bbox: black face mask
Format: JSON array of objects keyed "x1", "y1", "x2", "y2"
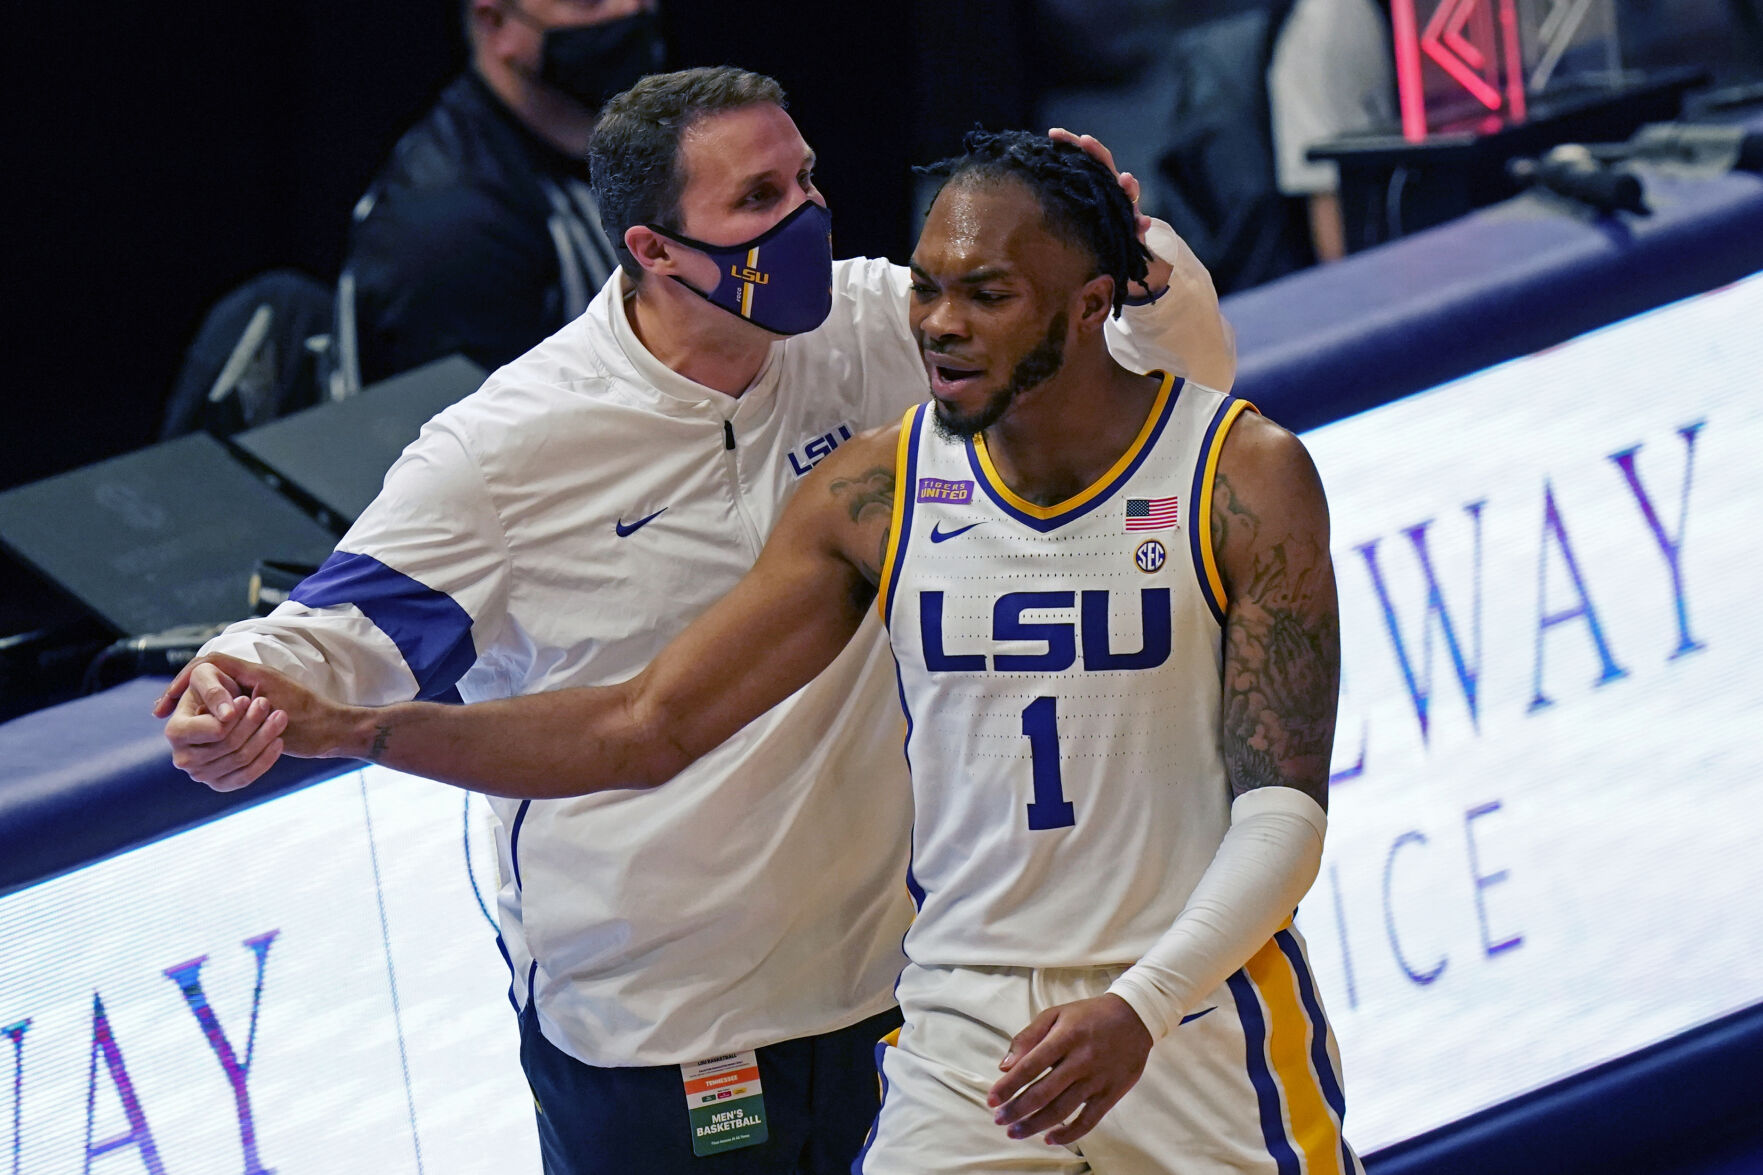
[{"x1": 537, "y1": 9, "x2": 665, "y2": 111}]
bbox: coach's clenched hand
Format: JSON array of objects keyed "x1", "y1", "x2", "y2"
[
  {"x1": 988, "y1": 994, "x2": 1154, "y2": 1146},
  {"x1": 155, "y1": 657, "x2": 288, "y2": 792},
  {"x1": 157, "y1": 653, "x2": 363, "y2": 780}
]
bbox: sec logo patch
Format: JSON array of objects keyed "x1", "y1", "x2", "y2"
[{"x1": 1134, "y1": 539, "x2": 1167, "y2": 573}]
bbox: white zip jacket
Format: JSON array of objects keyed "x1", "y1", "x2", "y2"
[{"x1": 201, "y1": 236, "x2": 1232, "y2": 1067}]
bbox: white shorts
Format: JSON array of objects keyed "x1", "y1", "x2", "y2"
[{"x1": 857, "y1": 928, "x2": 1361, "y2": 1174}]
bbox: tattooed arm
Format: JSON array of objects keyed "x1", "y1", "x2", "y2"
[
  {"x1": 992, "y1": 413, "x2": 1339, "y2": 1135},
  {"x1": 1078, "y1": 413, "x2": 1337, "y2": 1058},
  {"x1": 159, "y1": 425, "x2": 904, "y2": 798},
  {"x1": 1210, "y1": 413, "x2": 1340, "y2": 807}
]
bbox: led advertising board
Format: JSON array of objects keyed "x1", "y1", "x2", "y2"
[
  {"x1": 0, "y1": 766, "x2": 538, "y2": 1173},
  {"x1": 1295, "y1": 272, "x2": 1763, "y2": 1149}
]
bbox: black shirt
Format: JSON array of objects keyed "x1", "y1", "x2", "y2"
[{"x1": 345, "y1": 71, "x2": 618, "y2": 385}]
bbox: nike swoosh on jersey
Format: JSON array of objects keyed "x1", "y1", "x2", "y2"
[
  {"x1": 614, "y1": 507, "x2": 668, "y2": 537},
  {"x1": 929, "y1": 521, "x2": 985, "y2": 543},
  {"x1": 1179, "y1": 1006, "x2": 1217, "y2": 1025}
]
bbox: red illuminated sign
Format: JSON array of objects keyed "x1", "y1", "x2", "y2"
[{"x1": 1391, "y1": 0, "x2": 1528, "y2": 141}]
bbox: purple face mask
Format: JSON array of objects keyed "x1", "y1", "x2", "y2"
[{"x1": 647, "y1": 200, "x2": 834, "y2": 336}]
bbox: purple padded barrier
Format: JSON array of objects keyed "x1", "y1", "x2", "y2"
[
  {"x1": 0, "y1": 676, "x2": 357, "y2": 899},
  {"x1": 1224, "y1": 164, "x2": 1763, "y2": 433},
  {"x1": 1364, "y1": 1000, "x2": 1763, "y2": 1174}
]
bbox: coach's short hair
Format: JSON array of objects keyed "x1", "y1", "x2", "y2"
[
  {"x1": 916, "y1": 129, "x2": 1151, "y2": 317},
  {"x1": 589, "y1": 67, "x2": 788, "y2": 282}
]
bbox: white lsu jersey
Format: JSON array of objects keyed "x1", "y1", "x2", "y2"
[{"x1": 879, "y1": 373, "x2": 1257, "y2": 970}]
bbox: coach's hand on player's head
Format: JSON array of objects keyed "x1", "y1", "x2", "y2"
[
  {"x1": 155, "y1": 656, "x2": 289, "y2": 792},
  {"x1": 988, "y1": 993, "x2": 1155, "y2": 1146},
  {"x1": 1047, "y1": 128, "x2": 1173, "y2": 300}
]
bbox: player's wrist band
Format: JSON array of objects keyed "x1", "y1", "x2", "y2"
[
  {"x1": 1107, "y1": 786, "x2": 1327, "y2": 1040},
  {"x1": 1121, "y1": 284, "x2": 1169, "y2": 307}
]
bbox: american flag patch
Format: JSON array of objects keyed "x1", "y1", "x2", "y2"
[{"x1": 1125, "y1": 496, "x2": 1179, "y2": 531}]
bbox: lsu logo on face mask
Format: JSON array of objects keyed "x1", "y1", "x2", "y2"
[
  {"x1": 647, "y1": 201, "x2": 834, "y2": 336},
  {"x1": 918, "y1": 589, "x2": 1172, "y2": 673}
]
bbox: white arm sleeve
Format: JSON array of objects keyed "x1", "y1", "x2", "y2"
[
  {"x1": 1107, "y1": 787, "x2": 1327, "y2": 1040},
  {"x1": 198, "y1": 421, "x2": 513, "y2": 706},
  {"x1": 1102, "y1": 218, "x2": 1237, "y2": 392}
]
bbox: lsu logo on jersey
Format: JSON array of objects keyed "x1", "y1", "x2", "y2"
[
  {"x1": 919, "y1": 589, "x2": 1171, "y2": 673},
  {"x1": 787, "y1": 424, "x2": 853, "y2": 477}
]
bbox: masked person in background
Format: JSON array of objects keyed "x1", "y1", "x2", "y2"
[
  {"x1": 343, "y1": 0, "x2": 663, "y2": 386},
  {"x1": 163, "y1": 67, "x2": 1236, "y2": 1173}
]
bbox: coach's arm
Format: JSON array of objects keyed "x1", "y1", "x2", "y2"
[{"x1": 156, "y1": 428, "x2": 903, "y2": 799}]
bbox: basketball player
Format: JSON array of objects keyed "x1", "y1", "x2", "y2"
[{"x1": 169, "y1": 129, "x2": 1356, "y2": 1172}]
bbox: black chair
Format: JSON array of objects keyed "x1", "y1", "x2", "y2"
[{"x1": 160, "y1": 268, "x2": 339, "y2": 440}]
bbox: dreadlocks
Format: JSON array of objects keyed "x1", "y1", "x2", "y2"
[{"x1": 915, "y1": 128, "x2": 1151, "y2": 317}]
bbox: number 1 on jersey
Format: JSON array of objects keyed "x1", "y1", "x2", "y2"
[{"x1": 1021, "y1": 696, "x2": 1076, "y2": 830}]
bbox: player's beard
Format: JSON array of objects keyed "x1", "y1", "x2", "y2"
[{"x1": 932, "y1": 311, "x2": 1068, "y2": 442}]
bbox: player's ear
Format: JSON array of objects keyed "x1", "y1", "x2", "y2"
[{"x1": 1075, "y1": 274, "x2": 1115, "y2": 333}]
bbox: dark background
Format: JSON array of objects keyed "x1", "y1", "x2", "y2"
[
  {"x1": 12, "y1": 6, "x2": 455, "y2": 495},
  {"x1": 2, "y1": 0, "x2": 1049, "y2": 497},
  {"x1": 6, "y1": 0, "x2": 1758, "y2": 500}
]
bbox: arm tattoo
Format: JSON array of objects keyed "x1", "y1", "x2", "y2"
[
  {"x1": 1214, "y1": 473, "x2": 1339, "y2": 808},
  {"x1": 367, "y1": 723, "x2": 393, "y2": 762},
  {"x1": 1210, "y1": 472, "x2": 1259, "y2": 554},
  {"x1": 829, "y1": 465, "x2": 896, "y2": 587}
]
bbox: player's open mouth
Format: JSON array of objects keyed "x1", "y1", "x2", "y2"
[{"x1": 928, "y1": 362, "x2": 985, "y2": 396}]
